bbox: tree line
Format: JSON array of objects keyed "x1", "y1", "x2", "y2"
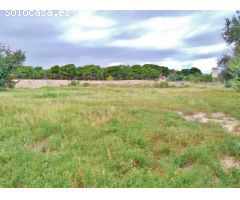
[
  {"x1": 11, "y1": 64, "x2": 169, "y2": 80},
  {"x1": 10, "y1": 64, "x2": 207, "y2": 81},
  {"x1": 0, "y1": 43, "x2": 209, "y2": 91},
  {"x1": 0, "y1": 41, "x2": 211, "y2": 90}
]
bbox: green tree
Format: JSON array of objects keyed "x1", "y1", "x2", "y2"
[
  {"x1": 103, "y1": 65, "x2": 129, "y2": 80},
  {"x1": 219, "y1": 11, "x2": 240, "y2": 74},
  {"x1": 60, "y1": 64, "x2": 76, "y2": 80},
  {"x1": 220, "y1": 11, "x2": 240, "y2": 90},
  {"x1": 222, "y1": 11, "x2": 240, "y2": 56},
  {"x1": 0, "y1": 44, "x2": 25, "y2": 90},
  {"x1": 128, "y1": 65, "x2": 144, "y2": 79},
  {"x1": 12, "y1": 66, "x2": 34, "y2": 79},
  {"x1": 142, "y1": 64, "x2": 170, "y2": 77},
  {"x1": 217, "y1": 55, "x2": 232, "y2": 81},
  {"x1": 181, "y1": 69, "x2": 191, "y2": 76},
  {"x1": 79, "y1": 65, "x2": 103, "y2": 80},
  {"x1": 48, "y1": 65, "x2": 61, "y2": 79},
  {"x1": 227, "y1": 57, "x2": 240, "y2": 79},
  {"x1": 180, "y1": 67, "x2": 202, "y2": 76},
  {"x1": 33, "y1": 66, "x2": 46, "y2": 79},
  {"x1": 227, "y1": 57, "x2": 240, "y2": 91},
  {"x1": 189, "y1": 67, "x2": 202, "y2": 75}
]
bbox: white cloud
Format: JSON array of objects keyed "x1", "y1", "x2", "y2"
[
  {"x1": 63, "y1": 11, "x2": 115, "y2": 28},
  {"x1": 110, "y1": 16, "x2": 192, "y2": 49},
  {"x1": 108, "y1": 62, "x2": 124, "y2": 66},
  {"x1": 56, "y1": 10, "x2": 233, "y2": 72},
  {"x1": 108, "y1": 11, "x2": 232, "y2": 52},
  {"x1": 133, "y1": 57, "x2": 217, "y2": 73},
  {"x1": 190, "y1": 58, "x2": 218, "y2": 73},
  {"x1": 59, "y1": 11, "x2": 115, "y2": 43},
  {"x1": 60, "y1": 27, "x2": 111, "y2": 42},
  {"x1": 183, "y1": 43, "x2": 228, "y2": 55}
]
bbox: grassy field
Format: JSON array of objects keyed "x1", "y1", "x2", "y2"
[{"x1": 0, "y1": 83, "x2": 240, "y2": 187}]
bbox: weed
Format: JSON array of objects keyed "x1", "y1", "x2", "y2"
[
  {"x1": 0, "y1": 83, "x2": 239, "y2": 187},
  {"x1": 68, "y1": 80, "x2": 80, "y2": 86}
]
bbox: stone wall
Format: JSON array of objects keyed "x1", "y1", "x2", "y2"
[{"x1": 15, "y1": 79, "x2": 155, "y2": 88}]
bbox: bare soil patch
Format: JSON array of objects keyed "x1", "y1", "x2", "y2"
[
  {"x1": 31, "y1": 143, "x2": 48, "y2": 154},
  {"x1": 220, "y1": 156, "x2": 240, "y2": 170},
  {"x1": 178, "y1": 111, "x2": 240, "y2": 135}
]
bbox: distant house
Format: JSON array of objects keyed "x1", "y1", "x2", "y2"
[{"x1": 211, "y1": 67, "x2": 218, "y2": 78}]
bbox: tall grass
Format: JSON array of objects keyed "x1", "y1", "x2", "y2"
[{"x1": 0, "y1": 84, "x2": 239, "y2": 187}]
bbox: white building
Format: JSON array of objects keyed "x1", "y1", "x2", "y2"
[{"x1": 211, "y1": 67, "x2": 218, "y2": 78}]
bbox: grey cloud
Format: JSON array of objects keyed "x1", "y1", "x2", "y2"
[
  {"x1": 111, "y1": 30, "x2": 144, "y2": 40},
  {"x1": 97, "y1": 10, "x2": 197, "y2": 23},
  {"x1": 0, "y1": 16, "x2": 61, "y2": 38},
  {"x1": 27, "y1": 42, "x2": 182, "y2": 66},
  {"x1": 26, "y1": 40, "x2": 223, "y2": 67},
  {"x1": 183, "y1": 31, "x2": 223, "y2": 47},
  {"x1": 0, "y1": 10, "x2": 234, "y2": 70},
  {"x1": 112, "y1": 31, "x2": 143, "y2": 40}
]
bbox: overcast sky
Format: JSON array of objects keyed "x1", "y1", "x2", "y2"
[{"x1": 0, "y1": 10, "x2": 235, "y2": 72}]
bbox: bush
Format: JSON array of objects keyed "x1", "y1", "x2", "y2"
[
  {"x1": 227, "y1": 57, "x2": 240, "y2": 78},
  {"x1": 184, "y1": 74, "x2": 212, "y2": 83},
  {"x1": 153, "y1": 81, "x2": 175, "y2": 88},
  {"x1": 83, "y1": 82, "x2": 90, "y2": 87},
  {"x1": 224, "y1": 80, "x2": 231, "y2": 88},
  {"x1": 167, "y1": 74, "x2": 184, "y2": 81},
  {"x1": 226, "y1": 57, "x2": 240, "y2": 91},
  {"x1": 68, "y1": 80, "x2": 79, "y2": 86},
  {"x1": 107, "y1": 75, "x2": 113, "y2": 81},
  {"x1": 229, "y1": 79, "x2": 240, "y2": 91}
]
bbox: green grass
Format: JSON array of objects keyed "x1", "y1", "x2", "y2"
[{"x1": 0, "y1": 83, "x2": 239, "y2": 187}]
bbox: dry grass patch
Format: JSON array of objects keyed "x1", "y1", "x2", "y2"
[{"x1": 0, "y1": 84, "x2": 240, "y2": 187}]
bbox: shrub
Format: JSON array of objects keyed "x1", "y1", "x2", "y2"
[
  {"x1": 153, "y1": 81, "x2": 175, "y2": 88},
  {"x1": 154, "y1": 81, "x2": 169, "y2": 88},
  {"x1": 227, "y1": 57, "x2": 240, "y2": 79},
  {"x1": 68, "y1": 80, "x2": 79, "y2": 86},
  {"x1": 35, "y1": 93, "x2": 69, "y2": 98},
  {"x1": 184, "y1": 74, "x2": 212, "y2": 83},
  {"x1": 107, "y1": 75, "x2": 113, "y2": 81},
  {"x1": 224, "y1": 80, "x2": 231, "y2": 88},
  {"x1": 227, "y1": 57, "x2": 240, "y2": 91},
  {"x1": 167, "y1": 74, "x2": 184, "y2": 81},
  {"x1": 229, "y1": 79, "x2": 240, "y2": 91},
  {"x1": 83, "y1": 82, "x2": 90, "y2": 87},
  {"x1": 225, "y1": 138, "x2": 240, "y2": 158}
]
